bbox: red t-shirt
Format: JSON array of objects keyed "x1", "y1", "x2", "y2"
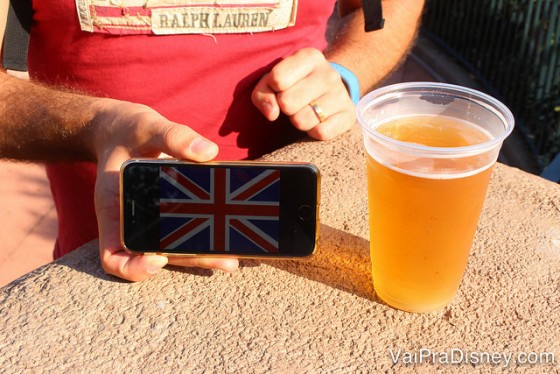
[{"x1": 28, "y1": 0, "x2": 336, "y2": 257}]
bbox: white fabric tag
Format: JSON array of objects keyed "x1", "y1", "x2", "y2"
[{"x1": 75, "y1": 0, "x2": 297, "y2": 34}]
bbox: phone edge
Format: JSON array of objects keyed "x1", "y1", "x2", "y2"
[{"x1": 119, "y1": 158, "x2": 321, "y2": 259}]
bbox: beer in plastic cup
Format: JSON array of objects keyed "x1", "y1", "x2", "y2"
[{"x1": 356, "y1": 82, "x2": 514, "y2": 313}]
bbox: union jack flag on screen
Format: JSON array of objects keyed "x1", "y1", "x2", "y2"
[{"x1": 159, "y1": 166, "x2": 280, "y2": 253}]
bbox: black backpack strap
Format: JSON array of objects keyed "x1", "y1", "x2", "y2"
[
  {"x1": 2, "y1": 0, "x2": 33, "y2": 71},
  {"x1": 362, "y1": 0, "x2": 385, "y2": 32}
]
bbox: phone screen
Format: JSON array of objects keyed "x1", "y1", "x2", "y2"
[{"x1": 121, "y1": 161, "x2": 319, "y2": 257}]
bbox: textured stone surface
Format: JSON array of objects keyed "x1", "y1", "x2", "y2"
[{"x1": 1, "y1": 125, "x2": 559, "y2": 372}]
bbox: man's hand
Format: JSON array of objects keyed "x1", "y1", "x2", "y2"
[
  {"x1": 0, "y1": 72, "x2": 238, "y2": 282},
  {"x1": 0, "y1": 71, "x2": 238, "y2": 282},
  {"x1": 89, "y1": 99, "x2": 239, "y2": 282},
  {"x1": 251, "y1": 48, "x2": 356, "y2": 140}
]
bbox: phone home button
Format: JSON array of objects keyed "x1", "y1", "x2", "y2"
[{"x1": 297, "y1": 205, "x2": 314, "y2": 221}]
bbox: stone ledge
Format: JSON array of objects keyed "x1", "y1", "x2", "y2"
[{"x1": 1, "y1": 126, "x2": 559, "y2": 372}]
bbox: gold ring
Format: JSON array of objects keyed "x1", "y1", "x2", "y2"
[{"x1": 310, "y1": 102, "x2": 327, "y2": 123}]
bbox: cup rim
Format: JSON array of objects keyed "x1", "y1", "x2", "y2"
[{"x1": 356, "y1": 82, "x2": 515, "y2": 156}]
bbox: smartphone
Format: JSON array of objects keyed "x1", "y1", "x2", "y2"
[{"x1": 120, "y1": 159, "x2": 320, "y2": 258}]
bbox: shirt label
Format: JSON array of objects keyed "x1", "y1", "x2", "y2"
[{"x1": 75, "y1": 0, "x2": 297, "y2": 35}]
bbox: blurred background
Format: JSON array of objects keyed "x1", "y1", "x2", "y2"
[{"x1": 419, "y1": 0, "x2": 560, "y2": 181}]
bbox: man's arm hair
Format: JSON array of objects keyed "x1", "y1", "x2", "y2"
[
  {"x1": 0, "y1": 71, "x2": 97, "y2": 162},
  {"x1": 326, "y1": 0, "x2": 425, "y2": 95}
]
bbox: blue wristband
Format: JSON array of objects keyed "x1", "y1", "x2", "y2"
[{"x1": 329, "y1": 62, "x2": 360, "y2": 104}]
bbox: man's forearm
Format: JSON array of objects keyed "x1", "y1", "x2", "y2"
[
  {"x1": 0, "y1": 71, "x2": 98, "y2": 162},
  {"x1": 325, "y1": 0, "x2": 425, "y2": 95}
]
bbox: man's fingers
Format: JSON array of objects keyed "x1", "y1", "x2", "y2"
[
  {"x1": 167, "y1": 257, "x2": 239, "y2": 272},
  {"x1": 306, "y1": 111, "x2": 357, "y2": 140},
  {"x1": 101, "y1": 250, "x2": 169, "y2": 282},
  {"x1": 91, "y1": 100, "x2": 219, "y2": 163},
  {"x1": 252, "y1": 49, "x2": 327, "y2": 121},
  {"x1": 252, "y1": 47, "x2": 356, "y2": 142},
  {"x1": 91, "y1": 100, "x2": 239, "y2": 282},
  {"x1": 266, "y1": 48, "x2": 325, "y2": 91},
  {"x1": 288, "y1": 91, "x2": 342, "y2": 131},
  {"x1": 95, "y1": 124, "x2": 233, "y2": 283},
  {"x1": 251, "y1": 74, "x2": 280, "y2": 121},
  {"x1": 150, "y1": 122, "x2": 219, "y2": 162},
  {"x1": 100, "y1": 252, "x2": 239, "y2": 282},
  {"x1": 275, "y1": 67, "x2": 337, "y2": 117}
]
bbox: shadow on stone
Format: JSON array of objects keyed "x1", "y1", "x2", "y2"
[
  {"x1": 53, "y1": 242, "x2": 128, "y2": 283},
  {"x1": 52, "y1": 226, "x2": 381, "y2": 306},
  {"x1": 261, "y1": 224, "x2": 382, "y2": 303}
]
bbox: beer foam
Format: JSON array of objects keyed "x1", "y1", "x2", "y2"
[
  {"x1": 364, "y1": 115, "x2": 499, "y2": 180},
  {"x1": 375, "y1": 116, "x2": 493, "y2": 148},
  {"x1": 367, "y1": 152, "x2": 495, "y2": 180}
]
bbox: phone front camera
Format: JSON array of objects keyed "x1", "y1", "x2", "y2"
[{"x1": 297, "y1": 205, "x2": 314, "y2": 221}]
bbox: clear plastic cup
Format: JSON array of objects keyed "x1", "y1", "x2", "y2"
[{"x1": 356, "y1": 82, "x2": 514, "y2": 313}]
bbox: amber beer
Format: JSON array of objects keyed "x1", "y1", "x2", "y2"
[
  {"x1": 368, "y1": 116, "x2": 494, "y2": 312},
  {"x1": 357, "y1": 83, "x2": 514, "y2": 313}
]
